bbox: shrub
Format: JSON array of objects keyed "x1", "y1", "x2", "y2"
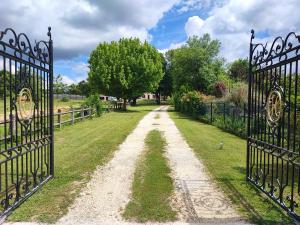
[
  {"x1": 61, "y1": 96, "x2": 69, "y2": 102},
  {"x1": 74, "y1": 111, "x2": 81, "y2": 118},
  {"x1": 172, "y1": 92, "x2": 182, "y2": 111},
  {"x1": 227, "y1": 82, "x2": 248, "y2": 107},
  {"x1": 84, "y1": 94, "x2": 103, "y2": 117},
  {"x1": 213, "y1": 115, "x2": 246, "y2": 138},
  {"x1": 178, "y1": 91, "x2": 207, "y2": 117},
  {"x1": 212, "y1": 81, "x2": 227, "y2": 98}
]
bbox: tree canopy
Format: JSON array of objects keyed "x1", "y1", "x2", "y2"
[
  {"x1": 166, "y1": 34, "x2": 225, "y2": 94},
  {"x1": 88, "y1": 38, "x2": 164, "y2": 109},
  {"x1": 67, "y1": 80, "x2": 90, "y2": 96},
  {"x1": 54, "y1": 75, "x2": 69, "y2": 94},
  {"x1": 155, "y1": 57, "x2": 172, "y2": 104},
  {"x1": 228, "y1": 58, "x2": 248, "y2": 81}
]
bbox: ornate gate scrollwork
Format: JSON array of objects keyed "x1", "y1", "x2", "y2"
[{"x1": 247, "y1": 30, "x2": 300, "y2": 221}]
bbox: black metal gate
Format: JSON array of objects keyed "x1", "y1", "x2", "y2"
[
  {"x1": 247, "y1": 30, "x2": 300, "y2": 220},
  {"x1": 0, "y1": 27, "x2": 54, "y2": 218}
]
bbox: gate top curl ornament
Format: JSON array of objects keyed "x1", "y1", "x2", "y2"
[{"x1": 266, "y1": 89, "x2": 284, "y2": 127}]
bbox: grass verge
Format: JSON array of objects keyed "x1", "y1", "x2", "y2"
[
  {"x1": 123, "y1": 130, "x2": 176, "y2": 222},
  {"x1": 168, "y1": 109, "x2": 292, "y2": 225},
  {"x1": 8, "y1": 105, "x2": 157, "y2": 223}
]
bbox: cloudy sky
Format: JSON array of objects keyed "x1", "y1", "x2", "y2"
[{"x1": 1, "y1": 0, "x2": 299, "y2": 84}]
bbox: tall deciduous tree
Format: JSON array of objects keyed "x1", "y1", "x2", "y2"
[
  {"x1": 167, "y1": 34, "x2": 224, "y2": 94},
  {"x1": 228, "y1": 58, "x2": 248, "y2": 81},
  {"x1": 156, "y1": 56, "x2": 172, "y2": 104},
  {"x1": 66, "y1": 80, "x2": 90, "y2": 96},
  {"x1": 77, "y1": 80, "x2": 90, "y2": 97},
  {"x1": 54, "y1": 75, "x2": 69, "y2": 94},
  {"x1": 88, "y1": 38, "x2": 164, "y2": 110}
]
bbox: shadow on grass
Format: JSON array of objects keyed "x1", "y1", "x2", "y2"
[
  {"x1": 112, "y1": 108, "x2": 154, "y2": 113},
  {"x1": 168, "y1": 110, "x2": 197, "y2": 121},
  {"x1": 126, "y1": 109, "x2": 154, "y2": 113},
  {"x1": 126, "y1": 104, "x2": 167, "y2": 113},
  {"x1": 220, "y1": 178, "x2": 290, "y2": 225},
  {"x1": 218, "y1": 166, "x2": 291, "y2": 224},
  {"x1": 233, "y1": 166, "x2": 247, "y2": 174}
]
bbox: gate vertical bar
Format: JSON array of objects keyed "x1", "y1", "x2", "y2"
[
  {"x1": 48, "y1": 27, "x2": 54, "y2": 176},
  {"x1": 246, "y1": 30, "x2": 254, "y2": 180}
]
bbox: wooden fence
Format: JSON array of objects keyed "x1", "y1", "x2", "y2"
[{"x1": 55, "y1": 107, "x2": 93, "y2": 129}]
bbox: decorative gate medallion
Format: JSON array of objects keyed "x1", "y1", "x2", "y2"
[
  {"x1": 17, "y1": 88, "x2": 35, "y2": 123},
  {"x1": 266, "y1": 89, "x2": 283, "y2": 127}
]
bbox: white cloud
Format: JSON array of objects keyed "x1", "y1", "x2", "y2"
[
  {"x1": 73, "y1": 62, "x2": 89, "y2": 75},
  {"x1": 60, "y1": 74, "x2": 88, "y2": 85},
  {"x1": 158, "y1": 41, "x2": 185, "y2": 54},
  {"x1": 185, "y1": 16, "x2": 204, "y2": 37},
  {"x1": 0, "y1": 0, "x2": 180, "y2": 60},
  {"x1": 55, "y1": 59, "x2": 90, "y2": 83},
  {"x1": 61, "y1": 75, "x2": 76, "y2": 85},
  {"x1": 183, "y1": 0, "x2": 300, "y2": 62}
]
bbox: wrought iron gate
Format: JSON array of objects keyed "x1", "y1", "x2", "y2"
[
  {"x1": 0, "y1": 27, "x2": 54, "y2": 218},
  {"x1": 247, "y1": 30, "x2": 300, "y2": 220}
]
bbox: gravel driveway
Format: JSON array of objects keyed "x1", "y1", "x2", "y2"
[{"x1": 5, "y1": 106, "x2": 252, "y2": 225}]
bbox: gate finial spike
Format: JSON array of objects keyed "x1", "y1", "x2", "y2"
[
  {"x1": 47, "y1": 27, "x2": 52, "y2": 41},
  {"x1": 250, "y1": 29, "x2": 255, "y2": 43}
]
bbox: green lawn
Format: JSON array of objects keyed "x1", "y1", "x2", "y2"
[
  {"x1": 123, "y1": 130, "x2": 176, "y2": 222},
  {"x1": 169, "y1": 110, "x2": 292, "y2": 225},
  {"x1": 8, "y1": 105, "x2": 157, "y2": 223}
]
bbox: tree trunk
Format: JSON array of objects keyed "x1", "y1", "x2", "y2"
[
  {"x1": 156, "y1": 91, "x2": 161, "y2": 105},
  {"x1": 123, "y1": 98, "x2": 127, "y2": 110}
]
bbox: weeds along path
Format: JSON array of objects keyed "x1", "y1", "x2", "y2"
[{"x1": 6, "y1": 106, "x2": 251, "y2": 225}]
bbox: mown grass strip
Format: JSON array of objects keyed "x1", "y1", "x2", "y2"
[
  {"x1": 8, "y1": 105, "x2": 157, "y2": 223},
  {"x1": 168, "y1": 109, "x2": 292, "y2": 225},
  {"x1": 123, "y1": 130, "x2": 176, "y2": 222}
]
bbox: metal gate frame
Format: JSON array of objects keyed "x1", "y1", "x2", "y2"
[
  {"x1": 247, "y1": 29, "x2": 300, "y2": 220},
  {"x1": 0, "y1": 27, "x2": 54, "y2": 218}
]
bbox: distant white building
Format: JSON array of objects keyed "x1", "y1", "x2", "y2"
[
  {"x1": 100, "y1": 94, "x2": 109, "y2": 101},
  {"x1": 100, "y1": 93, "x2": 157, "y2": 102},
  {"x1": 140, "y1": 93, "x2": 156, "y2": 100},
  {"x1": 100, "y1": 94, "x2": 117, "y2": 102}
]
